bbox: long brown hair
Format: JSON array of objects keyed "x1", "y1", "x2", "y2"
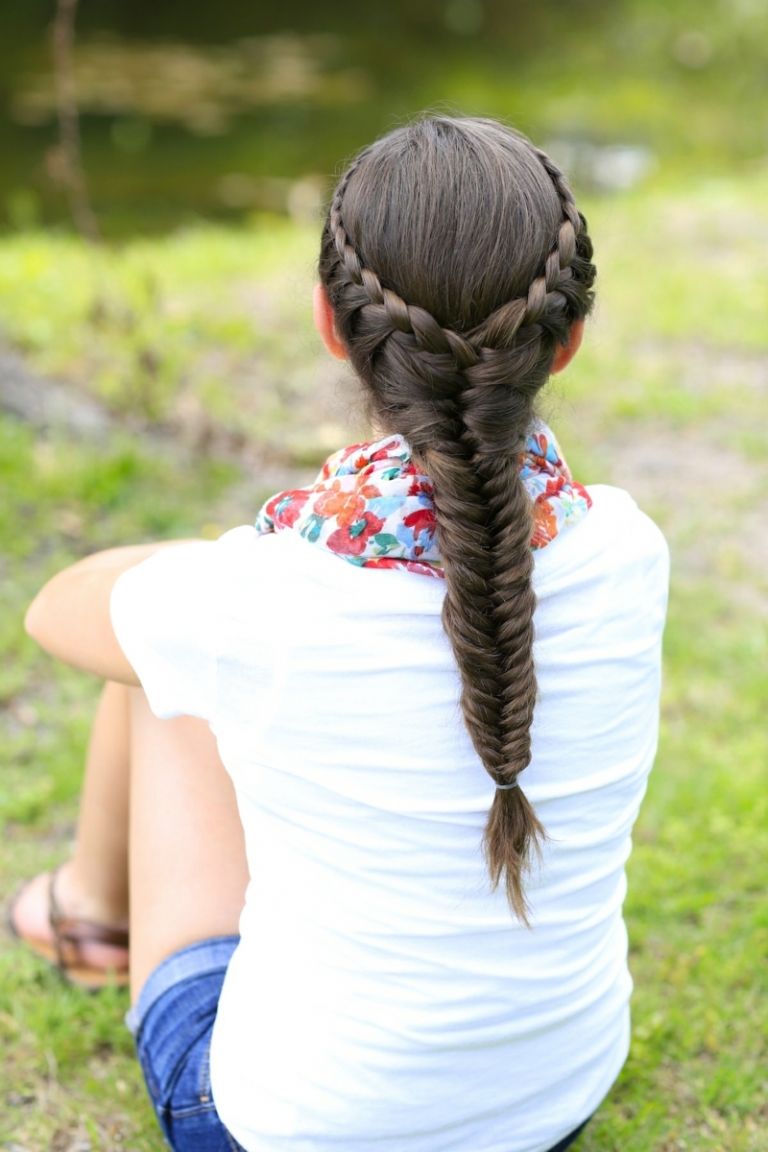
[{"x1": 319, "y1": 116, "x2": 596, "y2": 919}]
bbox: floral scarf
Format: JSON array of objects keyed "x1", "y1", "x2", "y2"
[{"x1": 254, "y1": 422, "x2": 591, "y2": 578}]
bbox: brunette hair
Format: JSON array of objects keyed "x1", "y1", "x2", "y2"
[{"x1": 319, "y1": 116, "x2": 596, "y2": 919}]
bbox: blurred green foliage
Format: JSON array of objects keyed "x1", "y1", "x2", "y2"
[
  {"x1": 1, "y1": 163, "x2": 767, "y2": 1147},
  {"x1": 1, "y1": 0, "x2": 767, "y2": 233},
  {"x1": 1, "y1": 2, "x2": 767, "y2": 1146}
]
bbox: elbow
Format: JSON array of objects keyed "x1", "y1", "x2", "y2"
[
  {"x1": 24, "y1": 593, "x2": 47, "y2": 649},
  {"x1": 24, "y1": 583, "x2": 60, "y2": 655}
]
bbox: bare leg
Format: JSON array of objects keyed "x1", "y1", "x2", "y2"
[
  {"x1": 11, "y1": 680, "x2": 131, "y2": 971},
  {"x1": 67, "y1": 679, "x2": 131, "y2": 922},
  {"x1": 128, "y1": 688, "x2": 248, "y2": 1002},
  {"x1": 12, "y1": 682, "x2": 248, "y2": 998}
]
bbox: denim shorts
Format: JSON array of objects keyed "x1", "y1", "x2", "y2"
[
  {"x1": 127, "y1": 935, "x2": 590, "y2": 1152},
  {"x1": 127, "y1": 935, "x2": 244, "y2": 1151}
]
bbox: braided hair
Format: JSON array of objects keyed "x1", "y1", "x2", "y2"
[{"x1": 319, "y1": 117, "x2": 596, "y2": 920}]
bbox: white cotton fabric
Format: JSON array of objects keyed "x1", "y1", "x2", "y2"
[{"x1": 111, "y1": 484, "x2": 669, "y2": 1152}]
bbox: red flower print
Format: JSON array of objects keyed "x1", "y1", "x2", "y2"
[
  {"x1": 542, "y1": 477, "x2": 565, "y2": 499},
  {"x1": 407, "y1": 476, "x2": 433, "y2": 498},
  {"x1": 326, "y1": 511, "x2": 385, "y2": 556},
  {"x1": 267, "y1": 488, "x2": 311, "y2": 529},
  {"x1": 315, "y1": 478, "x2": 382, "y2": 527},
  {"x1": 370, "y1": 439, "x2": 402, "y2": 462},
  {"x1": 403, "y1": 508, "x2": 436, "y2": 535},
  {"x1": 531, "y1": 502, "x2": 557, "y2": 548}
]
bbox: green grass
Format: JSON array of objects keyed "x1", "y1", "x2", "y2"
[{"x1": 1, "y1": 171, "x2": 767, "y2": 1149}]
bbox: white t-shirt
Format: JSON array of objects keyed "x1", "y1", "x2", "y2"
[{"x1": 111, "y1": 483, "x2": 669, "y2": 1152}]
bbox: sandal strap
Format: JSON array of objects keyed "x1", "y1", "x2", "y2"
[{"x1": 48, "y1": 868, "x2": 129, "y2": 969}]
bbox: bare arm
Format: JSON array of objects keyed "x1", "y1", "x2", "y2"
[{"x1": 25, "y1": 541, "x2": 199, "y2": 684}]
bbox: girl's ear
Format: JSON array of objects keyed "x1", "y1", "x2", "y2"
[
  {"x1": 550, "y1": 319, "x2": 585, "y2": 375},
  {"x1": 313, "y1": 283, "x2": 348, "y2": 361}
]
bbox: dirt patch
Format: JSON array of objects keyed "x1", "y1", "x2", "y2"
[
  {"x1": 601, "y1": 421, "x2": 768, "y2": 615},
  {"x1": 0, "y1": 347, "x2": 112, "y2": 437}
]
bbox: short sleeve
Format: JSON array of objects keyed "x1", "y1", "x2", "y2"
[{"x1": 110, "y1": 541, "x2": 222, "y2": 720}]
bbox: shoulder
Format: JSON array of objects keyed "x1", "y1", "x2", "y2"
[
  {"x1": 534, "y1": 485, "x2": 668, "y2": 586},
  {"x1": 533, "y1": 484, "x2": 669, "y2": 640}
]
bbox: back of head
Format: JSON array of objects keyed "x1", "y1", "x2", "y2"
[{"x1": 319, "y1": 116, "x2": 596, "y2": 919}]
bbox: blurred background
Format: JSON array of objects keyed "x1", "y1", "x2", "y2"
[
  {"x1": 1, "y1": 3, "x2": 766, "y2": 1151},
  {"x1": 1, "y1": 0, "x2": 766, "y2": 234}
]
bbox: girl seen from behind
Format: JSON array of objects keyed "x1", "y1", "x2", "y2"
[{"x1": 12, "y1": 116, "x2": 669, "y2": 1152}]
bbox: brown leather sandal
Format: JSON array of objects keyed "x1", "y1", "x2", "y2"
[{"x1": 7, "y1": 867, "x2": 130, "y2": 992}]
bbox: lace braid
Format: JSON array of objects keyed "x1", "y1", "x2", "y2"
[
  {"x1": 329, "y1": 181, "x2": 481, "y2": 371},
  {"x1": 319, "y1": 117, "x2": 596, "y2": 919}
]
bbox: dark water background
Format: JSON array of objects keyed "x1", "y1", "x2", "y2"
[{"x1": 2, "y1": 0, "x2": 766, "y2": 235}]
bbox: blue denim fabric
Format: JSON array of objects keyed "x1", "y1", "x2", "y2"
[
  {"x1": 129, "y1": 935, "x2": 244, "y2": 1152},
  {"x1": 128, "y1": 935, "x2": 590, "y2": 1152}
]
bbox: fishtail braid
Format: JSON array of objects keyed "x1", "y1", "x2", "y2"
[{"x1": 318, "y1": 116, "x2": 596, "y2": 919}]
